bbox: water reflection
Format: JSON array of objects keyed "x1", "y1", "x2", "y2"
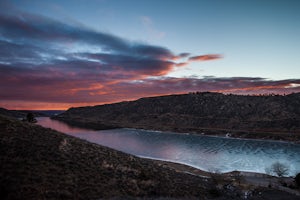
[
  {"x1": 37, "y1": 117, "x2": 300, "y2": 175},
  {"x1": 37, "y1": 117, "x2": 95, "y2": 134}
]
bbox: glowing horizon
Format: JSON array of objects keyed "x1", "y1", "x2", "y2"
[
  {"x1": 4, "y1": 90, "x2": 299, "y2": 111},
  {"x1": 0, "y1": 0, "x2": 299, "y2": 110}
]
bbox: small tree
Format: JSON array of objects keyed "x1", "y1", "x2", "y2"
[
  {"x1": 26, "y1": 113, "x2": 36, "y2": 123},
  {"x1": 265, "y1": 161, "x2": 289, "y2": 177}
]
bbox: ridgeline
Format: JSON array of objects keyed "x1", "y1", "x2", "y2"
[{"x1": 54, "y1": 92, "x2": 300, "y2": 142}]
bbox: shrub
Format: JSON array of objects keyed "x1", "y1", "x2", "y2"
[
  {"x1": 265, "y1": 161, "x2": 289, "y2": 177},
  {"x1": 295, "y1": 173, "x2": 300, "y2": 186},
  {"x1": 209, "y1": 188, "x2": 221, "y2": 197},
  {"x1": 26, "y1": 113, "x2": 37, "y2": 123}
]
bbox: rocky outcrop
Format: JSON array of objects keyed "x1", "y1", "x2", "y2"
[{"x1": 54, "y1": 92, "x2": 300, "y2": 142}]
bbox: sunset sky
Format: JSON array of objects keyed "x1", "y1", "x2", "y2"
[{"x1": 0, "y1": 0, "x2": 300, "y2": 110}]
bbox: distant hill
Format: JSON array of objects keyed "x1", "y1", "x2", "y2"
[
  {"x1": 0, "y1": 107, "x2": 26, "y2": 118},
  {"x1": 0, "y1": 107, "x2": 64, "y2": 118},
  {"x1": 19, "y1": 110, "x2": 65, "y2": 117},
  {"x1": 54, "y1": 92, "x2": 300, "y2": 142}
]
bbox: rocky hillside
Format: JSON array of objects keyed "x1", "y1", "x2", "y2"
[{"x1": 54, "y1": 92, "x2": 300, "y2": 141}]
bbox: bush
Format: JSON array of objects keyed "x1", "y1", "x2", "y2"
[
  {"x1": 265, "y1": 161, "x2": 289, "y2": 177},
  {"x1": 25, "y1": 113, "x2": 37, "y2": 123},
  {"x1": 209, "y1": 188, "x2": 221, "y2": 197},
  {"x1": 295, "y1": 173, "x2": 300, "y2": 186}
]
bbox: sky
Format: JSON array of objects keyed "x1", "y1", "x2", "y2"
[{"x1": 0, "y1": 0, "x2": 300, "y2": 110}]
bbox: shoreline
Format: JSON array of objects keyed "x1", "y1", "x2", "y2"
[
  {"x1": 139, "y1": 156, "x2": 286, "y2": 178},
  {"x1": 38, "y1": 117, "x2": 300, "y2": 177},
  {"x1": 123, "y1": 127, "x2": 300, "y2": 145},
  {"x1": 144, "y1": 158, "x2": 300, "y2": 197},
  {"x1": 51, "y1": 117, "x2": 300, "y2": 144},
  {"x1": 39, "y1": 117, "x2": 296, "y2": 178}
]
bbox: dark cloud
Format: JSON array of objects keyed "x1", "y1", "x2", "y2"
[
  {"x1": 0, "y1": 10, "x2": 188, "y2": 85},
  {"x1": 131, "y1": 44, "x2": 174, "y2": 59},
  {"x1": 0, "y1": 12, "x2": 175, "y2": 59},
  {"x1": 0, "y1": 13, "x2": 127, "y2": 53},
  {"x1": 0, "y1": 40, "x2": 58, "y2": 65},
  {"x1": 178, "y1": 53, "x2": 190, "y2": 58},
  {"x1": 77, "y1": 53, "x2": 175, "y2": 76}
]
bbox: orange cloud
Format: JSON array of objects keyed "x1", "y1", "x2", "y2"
[
  {"x1": 1, "y1": 77, "x2": 299, "y2": 110},
  {"x1": 175, "y1": 62, "x2": 188, "y2": 67},
  {"x1": 188, "y1": 54, "x2": 223, "y2": 62}
]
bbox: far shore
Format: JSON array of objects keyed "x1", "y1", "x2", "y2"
[
  {"x1": 124, "y1": 127, "x2": 300, "y2": 145},
  {"x1": 51, "y1": 116, "x2": 300, "y2": 144}
]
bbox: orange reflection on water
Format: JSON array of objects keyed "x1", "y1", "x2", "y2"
[{"x1": 37, "y1": 117, "x2": 94, "y2": 134}]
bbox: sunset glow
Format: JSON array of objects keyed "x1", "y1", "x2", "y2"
[{"x1": 0, "y1": 0, "x2": 299, "y2": 110}]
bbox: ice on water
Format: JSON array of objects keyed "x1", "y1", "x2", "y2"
[{"x1": 38, "y1": 117, "x2": 300, "y2": 176}]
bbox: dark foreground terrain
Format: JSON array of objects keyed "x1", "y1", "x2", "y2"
[
  {"x1": 54, "y1": 92, "x2": 300, "y2": 142},
  {"x1": 0, "y1": 115, "x2": 226, "y2": 199},
  {"x1": 1, "y1": 115, "x2": 299, "y2": 199}
]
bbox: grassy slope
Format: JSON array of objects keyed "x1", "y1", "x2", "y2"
[{"x1": 0, "y1": 115, "x2": 223, "y2": 200}]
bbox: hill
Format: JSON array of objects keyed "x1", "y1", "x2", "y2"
[
  {"x1": 54, "y1": 92, "x2": 300, "y2": 142},
  {"x1": 0, "y1": 115, "x2": 222, "y2": 199},
  {"x1": 0, "y1": 107, "x2": 60, "y2": 119},
  {"x1": 0, "y1": 107, "x2": 26, "y2": 118}
]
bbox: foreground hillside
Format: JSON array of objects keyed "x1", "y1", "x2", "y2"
[
  {"x1": 54, "y1": 92, "x2": 300, "y2": 142},
  {"x1": 0, "y1": 115, "x2": 227, "y2": 199}
]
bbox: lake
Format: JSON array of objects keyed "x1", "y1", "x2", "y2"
[{"x1": 37, "y1": 117, "x2": 300, "y2": 176}]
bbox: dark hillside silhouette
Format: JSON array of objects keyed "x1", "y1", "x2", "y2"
[{"x1": 54, "y1": 92, "x2": 300, "y2": 142}]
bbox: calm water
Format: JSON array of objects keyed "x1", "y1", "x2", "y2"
[{"x1": 37, "y1": 117, "x2": 300, "y2": 176}]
